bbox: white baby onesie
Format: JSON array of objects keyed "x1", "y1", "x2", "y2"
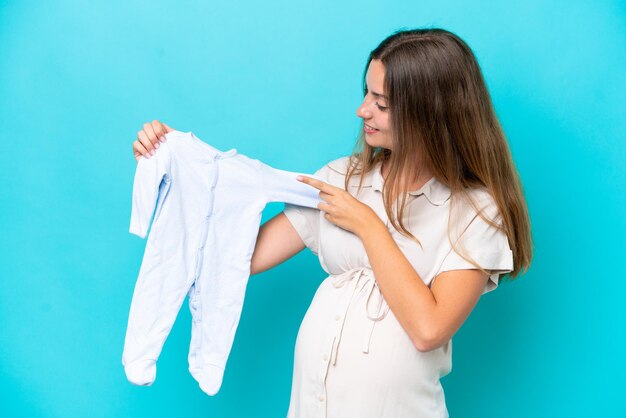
[{"x1": 122, "y1": 130, "x2": 323, "y2": 396}]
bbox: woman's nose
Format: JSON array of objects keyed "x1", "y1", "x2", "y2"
[{"x1": 356, "y1": 101, "x2": 372, "y2": 119}]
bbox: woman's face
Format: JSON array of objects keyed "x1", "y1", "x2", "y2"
[{"x1": 356, "y1": 59, "x2": 392, "y2": 150}]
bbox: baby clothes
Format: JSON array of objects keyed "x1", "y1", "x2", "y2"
[{"x1": 122, "y1": 130, "x2": 323, "y2": 396}]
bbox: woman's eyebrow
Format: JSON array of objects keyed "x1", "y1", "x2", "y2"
[
  {"x1": 371, "y1": 91, "x2": 388, "y2": 100},
  {"x1": 365, "y1": 83, "x2": 388, "y2": 99}
]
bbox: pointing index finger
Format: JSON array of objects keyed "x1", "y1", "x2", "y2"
[
  {"x1": 297, "y1": 175, "x2": 336, "y2": 193},
  {"x1": 296, "y1": 175, "x2": 319, "y2": 187}
]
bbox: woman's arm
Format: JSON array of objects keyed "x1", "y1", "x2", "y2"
[
  {"x1": 250, "y1": 212, "x2": 306, "y2": 276},
  {"x1": 296, "y1": 175, "x2": 491, "y2": 353},
  {"x1": 359, "y1": 222, "x2": 488, "y2": 352}
]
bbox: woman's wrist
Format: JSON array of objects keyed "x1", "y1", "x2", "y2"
[{"x1": 356, "y1": 213, "x2": 387, "y2": 242}]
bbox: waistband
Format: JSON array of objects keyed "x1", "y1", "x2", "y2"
[{"x1": 327, "y1": 267, "x2": 390, "y2": 366}]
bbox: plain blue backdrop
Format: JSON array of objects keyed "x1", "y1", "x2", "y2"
[{"x1": 1, "y1": 0, "x2": 624, "y2": 417}]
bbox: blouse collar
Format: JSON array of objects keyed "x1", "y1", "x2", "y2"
[{"x1": 351, "y1": 160, "x2": 451, "y2": 206}]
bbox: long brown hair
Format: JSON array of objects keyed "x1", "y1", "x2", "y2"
[{"x1": 344, "y1": 28, "x2": 532, "y2": 280}]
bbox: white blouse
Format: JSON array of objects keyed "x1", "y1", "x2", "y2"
[{"x1": 283, "y1": 156, "x2": 514, "y2": 418}]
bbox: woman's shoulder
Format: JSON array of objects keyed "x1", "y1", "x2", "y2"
[
  {"x1": 453, "y1": 186, "x2": 503, "y2": 226},
  {"x1": 464, "y1": 186, "x2": 495, "y2": 206},
  {"x1": 319, "y1": 155, "x2": 352, "y2": 170},
  {"x1": 314, "y1": 155, "x2": 354, "y2": 178}
]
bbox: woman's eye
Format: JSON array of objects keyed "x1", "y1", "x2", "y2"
[{"x1": 376, "y1": 103, "x2": 388, "y2": 111}]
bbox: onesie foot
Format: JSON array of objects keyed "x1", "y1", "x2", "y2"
[
  {"x1": 124, "y1": 359, "x2": 157, "y2": 386},
  {"x1": 189, "y1": 363, "x2": 225, "y2": 396}
]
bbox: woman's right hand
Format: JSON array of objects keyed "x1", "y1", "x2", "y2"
[{"x1": 133, "y1": 120, "x2": 175, "y2": 161}]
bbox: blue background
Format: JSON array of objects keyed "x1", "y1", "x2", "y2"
[{"x1": 1, "y1": 0, "x2": 624, "y2": 417}]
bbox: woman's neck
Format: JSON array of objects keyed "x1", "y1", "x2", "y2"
[{"x1": 380, "y1": 159, "x2": 434, "y2": 192}]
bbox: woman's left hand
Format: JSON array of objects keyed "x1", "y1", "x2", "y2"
[{"x1": 297, "y1": 175, "x2": 383, "y2": 238}]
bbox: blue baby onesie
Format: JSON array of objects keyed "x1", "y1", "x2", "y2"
[{"x1": 122, "y1": 130, "x2": 322, "y2": 396}]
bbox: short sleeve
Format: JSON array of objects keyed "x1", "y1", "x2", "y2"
[
  {"x1": 437, "y1": 192, "x2": 514, "y2": 295},
  {"x1": 282, "y1": 162, "x2": 333, "y2": 256}
]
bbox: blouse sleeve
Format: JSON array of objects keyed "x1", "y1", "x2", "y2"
[
  {"x1": 437, "y1": 192, "x2": 514, "y2": 295},
  {"x1": 282, "y1": 162, "x2": 330, "y2": 256}
]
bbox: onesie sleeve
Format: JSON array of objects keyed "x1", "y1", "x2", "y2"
[
  {"x1": 129, "y1": 144, "x2": 172, "y2": 239},
  {"x1": 259, "y1": 162, "x2": 324, "y2": 209},
  {"x1": 436, "y1": 192, "x2": 514, "y2": 295},
  {"x1": 282, "y1": 162, "x2": 331, "y2": 256}
]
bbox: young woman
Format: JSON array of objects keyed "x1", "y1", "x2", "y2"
[{"x1": 132, "y1": 28, "x2": 532, "y2": 418}]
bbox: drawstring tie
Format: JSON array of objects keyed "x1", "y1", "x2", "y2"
[{"x1": 328, "y1": 267, "x2": 390, "y2": 366}]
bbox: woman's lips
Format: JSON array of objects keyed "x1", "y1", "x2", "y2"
[{"x1": 364, "y1": 124, "x2": 379, "y2": 133}]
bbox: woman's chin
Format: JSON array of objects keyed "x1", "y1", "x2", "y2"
[{"x1": 364, "y1": 136, "x2": 390, "y2": 149}]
